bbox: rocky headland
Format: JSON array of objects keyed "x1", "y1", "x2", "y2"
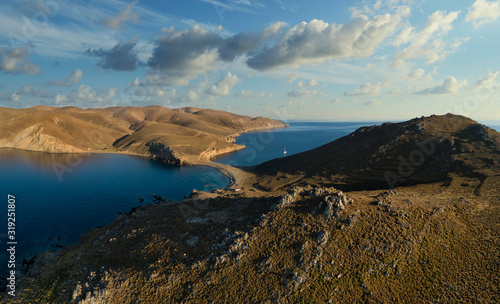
[{"x1": 0, "y1": 105, "x2": 288, "y2": 165}]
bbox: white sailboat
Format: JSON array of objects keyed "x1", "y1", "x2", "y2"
[{"x1": 283, "y1": 147, "x2": 287, "y2": 155}]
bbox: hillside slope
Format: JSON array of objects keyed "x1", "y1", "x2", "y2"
[
  {"x1": 0, "y1": 106, "x2": 288, "y2": 164},
  {"x1": 249, "y1": 114, "x2": 500, "y2": 191},
  {"x1": 7, "y1": 179, "x2": 499, "y2": 303}
]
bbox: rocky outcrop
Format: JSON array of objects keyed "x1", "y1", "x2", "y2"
[
  {"x1": 146, "y1": 142, "x2": 181, "y2": 164},
  {"x1": 321, "y1": 192, "x2": 352, "y2": 220},
  {"x1": 0, "y1": 124, "x2": 84, "y2": 153}
]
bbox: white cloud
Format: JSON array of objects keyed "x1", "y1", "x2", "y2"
[
  {"x1": 330, "y1": 98, "x2": 341, "y2": 104},
  {"x1": 350, "y1": 0, "x2": 412, "y2": 17},
  {"x1": 307, "y1": 79, "x2": 319, "y2": 87},
  {"x1": 257, "y1": 91, "x2": 273, "y2": 98},
  {"x1": 207, "y1": 72, "x2": 242, "y2": 96},
  {"x1": 363, "y1": 99, "x2": 383, "y2": 106},
  {"x1": 392, "y1": 26, "x2": 414, "y2": 47},
  {"x1": 469, "y1": 71, "x2": 500, "y2": 90},
  {"x1": 24, "y1": 62, "x2": 40, "y2": 75},
  {"x1": 234, "y1": 90, "x2": 272, "y2": 98},
  {"x1": 199, "y1": 0, "x2": 260, "y2": 14},
  {"x1": 133, "y1": 86, "x2": 176, "y2": 99},
  {"x1": 392, "y1": 10, "x2": 465, "y2": 68},
  {"x1": 1, "y1": 84, "x2": 53, "y2": 102},
  {"x1": 388, "y1": 89, "x2": 403, "y2": 95},
  {"x1": 247, "y1": 9, "x2": 409, "y2": 70},
  {"x1": 10, "y1": 92, "x2": 20, "y2": 102},
  {"x1": 344, "y1": 82, "x2": 383, "y2": 96},
  {"x1": 55, "y1": 84, "x2": 116, "y2": 105},
  {"x1": 127, "y1": 77, "x2": 143, "y2": 88},
  {"x1": 0, "y1": 9, "x2": 118, "y2": 59},
  {"x1": 407, "y1": 68, "x2": 432, "y2": 80},
  {"x1": 0, "y1": 90, "x2": 18, "y2": 102},
  {"x1": 234, "y1": 90, "x2": 255, "y2": 98},
  {"x1": 286, "y1": 73, "x2": 299, "y2": 84},
  {"x1": 414, "y1": 77, "x2": 467, "y2": 95},
  {"x1": 466, "y1": 0, "x2": 500, "y2": 28},
  {"x1": 49, "y1": 69, "x2": 83, "y2": 86},
  {"x1": 100, "y1": 0, "x2": 140, "y2": 29},
  {"x1": 0, "y1": 47, "x2": 40, "y2": 74},
  {"x1": 287, "y1": 88, "x2": 325, "y2": 98}
]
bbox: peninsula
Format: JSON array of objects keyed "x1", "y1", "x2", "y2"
[
  {"x1": 0, "y1": 105, "x2": 288, "y2": 163},
  {"x1": 0, "y1": 105, "x2": 287, "y2": 187}
]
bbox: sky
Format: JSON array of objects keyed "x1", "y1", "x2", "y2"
[{"x1": 0, "y1": 0, "x2": 499, "y2": 122}]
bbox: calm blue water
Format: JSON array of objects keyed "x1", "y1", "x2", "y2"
[
  {"x1": 215, "y1": 121, "x2": 500, "y2": 167},
  {"x1": 0, "y1": 150, "x2": 228, "y2": 272},
  {"x1": 215, "y1": 121, "x2": 377, "y2": 167}
]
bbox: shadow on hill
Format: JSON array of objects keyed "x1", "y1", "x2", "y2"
[{"x1": 246, "y1": 114, "x2": 500, "y2": 192}]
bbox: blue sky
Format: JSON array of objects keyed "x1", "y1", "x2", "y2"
[{"x1": 0, "y1": 0, "x2": 499, "y2": 122}]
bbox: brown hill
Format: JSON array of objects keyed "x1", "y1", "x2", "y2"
[
  {"x1": 0, "y1": 105, "x2": 288, "y2": 164},
  {"x1": 9, "y1": 177, "x2": 499, "y2": 303},
  {"x1": 248, "y1": 114, "x2": 500, "y2": 191}
]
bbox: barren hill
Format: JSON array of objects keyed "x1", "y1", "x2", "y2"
[
  {"x1": 0, "y1": 106, "x2": 288, "y2": 164},
  {"x1": 249, "y1": 114, "x2": 500, "y2": 191}
]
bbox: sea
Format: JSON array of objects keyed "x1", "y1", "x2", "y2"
[
  {"x1": 214, "y1": 121, "x2": 376, "y2": 166},
  {"x1": 1, "y1": 121, "x2": 498, "y2": 275},
  {"x1": 0, "y1": 150, "x2": 228, "y2": 274}
]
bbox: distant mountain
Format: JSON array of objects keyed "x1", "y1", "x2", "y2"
[
  {"x1": 0, "y1": 106, "x2": 288, "y2": 164},
  {"x1": 249, "y1": 114, "x2": 500, "y2": 191}
]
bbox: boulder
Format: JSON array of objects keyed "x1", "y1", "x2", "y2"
[{"x1": 316, "y1": 231, "x2": 330, "y2": 246}]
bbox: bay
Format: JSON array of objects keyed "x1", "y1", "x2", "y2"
[
  {"x1": 215, "y1": 121, "x2": 377, "y2": 167},
  {"x1": 0, "y1": 149, "x2": 228, "y2": 273}
]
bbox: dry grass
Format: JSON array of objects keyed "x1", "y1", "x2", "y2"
[{"x1": 6, "y1": 176, "x2": 498, "y2": 303}]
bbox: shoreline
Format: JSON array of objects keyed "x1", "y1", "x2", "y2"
[
  {"x1": 0, "y1": 149, "x2": 249, "y2": 277},
  {"x1": 0, "y1": 124, "x2": 285, "y2": 189},
  {"x1": 189, "y1": 160, "x2": 248, "y2": 189},
  {"x1": 0, "y1": 146, "x2": 249, "y2": 190}
]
